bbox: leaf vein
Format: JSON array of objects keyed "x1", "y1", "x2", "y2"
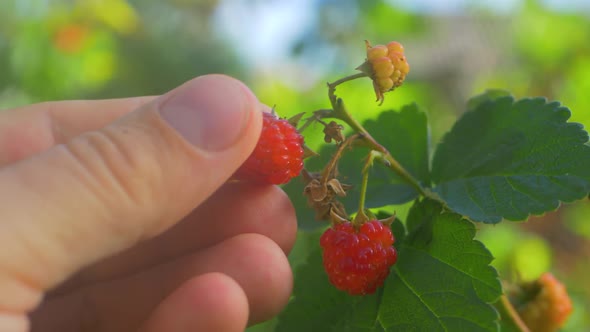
[
  {"x1": 464, "y1": 180, "x2": 488, "y2": 216},
  {"x1": 395, "y1": 266, "x2": 447, "y2": 331},
  {"x1": 504, "y1": 177, "x2": 547, "y2": 205},
  {"x1": 412, "y1": 247, "x2": 499, "y2": 295}
]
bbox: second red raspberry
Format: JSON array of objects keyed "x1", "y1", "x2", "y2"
[{"x1": 320, "y1": 220, "x2": 398, "y2": 295}]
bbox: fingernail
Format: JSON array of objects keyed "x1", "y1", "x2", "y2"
[{"x1": 159, "y1": 75, "x2": 255, "y2": 151}]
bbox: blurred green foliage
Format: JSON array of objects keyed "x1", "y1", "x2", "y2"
[{"x1": 1, "y1": 0, "x2": 589, "y2": 330}]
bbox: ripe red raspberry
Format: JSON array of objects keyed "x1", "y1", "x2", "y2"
[
  {"x1": 518, "y1": 273, "x2": 573, "y2": 332},
  {"x1": 320, "y1": 220, "x2": 397, "y2": 295},
  {"x1": 360, "y1": 40, "x2": 410, "y2": 104},
  {"x1": 235, "y1": 112, "x2": 304, "y2": 185}
]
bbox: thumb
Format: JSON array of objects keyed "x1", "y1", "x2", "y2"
[{"x1": 0, "y1": 75, "x2": 262, "y2": 313}]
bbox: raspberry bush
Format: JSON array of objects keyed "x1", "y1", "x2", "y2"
[{"x1": 246, "y1": 40, "x2": 586, "y2": 332}]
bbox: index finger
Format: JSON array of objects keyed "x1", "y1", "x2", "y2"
[{"x1": 0, "y1": 96, "x2": 156, "y2": 165}]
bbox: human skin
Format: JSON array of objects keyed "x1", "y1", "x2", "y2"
[{"x1": 0, "y1": 75, "x2": 297, "y2": 331}]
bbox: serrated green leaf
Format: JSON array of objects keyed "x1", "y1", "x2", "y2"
[
  {"x1": 466, "y1": 89, "x2": 512, "y2": 112},
  {"x1": 378, "y1": 199, "x2": 501, "y2": 332},
  {"x1": 432, "y1": 96, "x2": 590, "y2": 223}
]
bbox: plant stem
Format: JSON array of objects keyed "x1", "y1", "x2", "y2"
[
  {"x1": 353, "y1": 160, "x2": 373, "y2": 226},
  {"x1": 494, "y1": 295, "x2": 530, "y2": 332},
  {"x1": 297, "y1": 109, "x2": 332, "y2": 133},
  {"x1": 327, "y1": 72, "x2": 367, "y2": 95},
  {"x1": 332, "y1": 98, "x2": 372, "y2": 138},
  {"x1": 320, "y1": 134, "x2": 360, "y2": 183},
  {"x1": 325, "y1": 75, "x2": 427, "y2": 197},
  {"x1": 382, "y1": 154, "x2": 426, "y2": 197},
  {"x1": 353, "y1": 152, "x2": 377, "y2": 225},
  {"x1": 358, "y1": 169, "x2": 369, "y2": 217}
]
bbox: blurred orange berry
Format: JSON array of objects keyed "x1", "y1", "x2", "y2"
[
  {"x1": 518, "y1": 273, "x2": 573, "y2": 332},
  {"x1": 53, "y1": 23, "x2": 89, "y2": 54}
]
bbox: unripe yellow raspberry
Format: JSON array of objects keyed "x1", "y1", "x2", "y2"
[{"x1": 358, "y1": 40, "x2": 410, "y2": 104}]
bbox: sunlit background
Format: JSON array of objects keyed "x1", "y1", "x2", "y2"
[{"x1": 1, "y1": 0, "x2": 589, "y2": 330}]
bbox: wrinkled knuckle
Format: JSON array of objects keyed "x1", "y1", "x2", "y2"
[
  {"x1": 63, "y1": 124, "x2": 167, "y2": 220},
  {"x1": 99, "y1": 126, "x2": 165, "y2": 209}
]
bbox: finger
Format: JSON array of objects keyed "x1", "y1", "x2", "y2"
[
  {"x1": 131, "y1": 233, "x2": 294, "y2": 325},
  {"x1": 0, "y1": 313, "x2": 28, "y2": 332},
  {"x1": 0, "y1": 99, "x2": 269, "y2": 168},
  {"x1": 50, "y1": 182, "x2": 297, "y2": 295},
  {"x1": 30, "y1": 234, "x2": 292, "y2": 331},
  {"x1": 0, "y1": 74, "x2": 262, "y2": 313},
  {"x1": 139, "y1": 273, "x2": 248, "y2": 332},
  {"x1": 0, "y1": 97, "x2": 155, "y2": 166}
]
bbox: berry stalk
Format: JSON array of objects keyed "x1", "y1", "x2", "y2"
[
  {"x1": 320, "y1": 133, "x2": 360, "y2": 182},
  {"x1": 327, "y1": 72, "x2": 368, "y2": 96},
  {"x1": 494, "y1": 295, "x2": 531, "y2": 332},
  {"x1": 353, "y1": 151, "x2": 379, "y2": 226},
  {"x1": 326, "y1": 75, "x2": 427, "y2": 197}
]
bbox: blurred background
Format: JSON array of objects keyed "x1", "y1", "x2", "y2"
[{"x1": 0, "y1": 0, "x2": 589, "y2": 330}]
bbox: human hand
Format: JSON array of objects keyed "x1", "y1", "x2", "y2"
[{"x1": 0, "y1": 75, "x2": 297, "y2": 331}]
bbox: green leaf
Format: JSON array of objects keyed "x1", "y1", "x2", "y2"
[
  {"x1": 340, "y1": 104, "x2": 430, "y2": 208},
  {"x1": 378, "y1": 199, "x2": 501, "y2": 331},
  {"x1": 466, "y1": 89, "x2": 512, "y2": 112},
  {"x1": 432, "y1": 96, "x2": 590, "y2": 223},
  {"x1": 288, "y1": 229, "x2": 324, "y2": 271}
]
